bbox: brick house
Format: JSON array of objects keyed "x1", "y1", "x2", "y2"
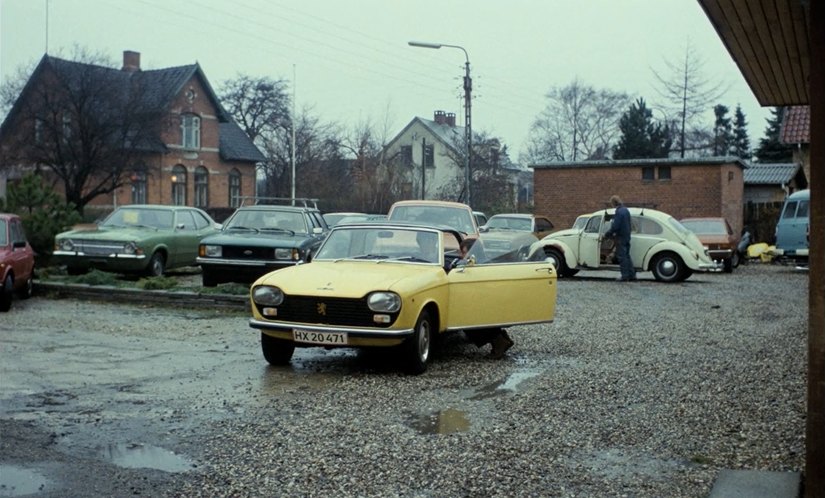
[
  {"x1": 0, "y1": 51, "x2": 264, "y2": 214},
  {"x1": 531, "y1": 157, "x2": 746, "y2": 234},
  {"x1": 780, "y1": 105, "x2": 811, "y2": 186}
]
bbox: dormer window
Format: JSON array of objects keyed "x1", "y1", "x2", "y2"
[{"x1": 181, "y1": 114, "x2": 200, "y2": 149}]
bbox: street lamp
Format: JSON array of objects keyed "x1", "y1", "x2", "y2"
[{"x1": 408, "y1": 40, "x2": 472, "y2": 207}]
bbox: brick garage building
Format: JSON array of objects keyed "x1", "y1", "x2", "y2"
[{"x1": 531, "y1": 157, "x2": 746, "y2": 234}]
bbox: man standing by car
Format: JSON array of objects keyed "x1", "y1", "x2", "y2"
[{"x1": 605, "y1": 195, "x2": 636, "y2": 281}]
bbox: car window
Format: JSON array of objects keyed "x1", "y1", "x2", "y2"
[
  {"x1": 316, "y1": 227, "x2": 441, "y2": 264},
  {"x1": 681, "y1": 220, "x2": 727, "y2": 235},
  {"x1": 176, "y1": 210, "x2": 197, "y2": 231},
  {"x1": 584, "y1": 216, "x2": 602, "y2": 233},
  {"x1": 796, "y1": 200, "x2": 809, "y2": 218},
  {"x1": 390, "y1": 205, "x2": 476, "y2": 234},
  {"x1": 634, "y1": 217, "x2": 664, "y2": 235},
  {"x1": 536, "y1": 218, "x2": 553, "y2": 231},
  {"x1": 0, "y1": 219, "x2": 7, "y2": 245},
  {"x1": 11, "y1": 219, "x2": 25, "y2": 244},
  {"x1": 309, "y1": 212, "x2": 326, "y2": 229},
  {"x1": 104, "y1": 208, "x2": 173, "y2": 229},
  {"x1": 191, "y1": 210, "x2": 210, "y2": 229},
  {"x1": 782, "y1": 201, "x2": 798, "y2": 219},
  {"x1": 572, "y1": 216, "x2": 587, "y2": 230}
]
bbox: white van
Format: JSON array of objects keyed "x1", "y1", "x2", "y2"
[{"x1": 774, "y1": 189, "x2": 809, "y2": 262}]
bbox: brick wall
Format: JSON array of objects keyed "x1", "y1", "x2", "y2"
[{"x1": 533, "y1": 159, "x2": 745, "y2": 234}]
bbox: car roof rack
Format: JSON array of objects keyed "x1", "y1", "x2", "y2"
[{"x1": 238, "y1": 197, "x2": 320, "y2": 209}]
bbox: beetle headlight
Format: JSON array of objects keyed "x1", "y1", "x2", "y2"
[
  {"x1": 367, "y1": 292, "x2": 401, "y2": 313},
  {"x1": 201, "y1": 245, "x2": 222, "y2": 257},
  {"x1": 253, "y1": 286, "x2": 284, "y2": 306}
]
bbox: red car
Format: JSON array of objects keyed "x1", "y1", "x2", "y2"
[{"x1": 0, "y1": 213, "x2": 35, "y2": 311}]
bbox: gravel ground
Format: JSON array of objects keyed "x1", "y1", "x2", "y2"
[{"x1": 0, "y1": 263, "x2": 808, "y2": 497}]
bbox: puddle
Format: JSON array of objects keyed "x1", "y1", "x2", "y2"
[
  {"x1": 0, "y1": 465, "x2": 49, "y2": 496},
  {"x1": 470, "y1": 369, "x2": 541, "y2": 400},
  {"x1": 101, "y1": 443, "x2": 193, "y2": 473},
  {"x1": 408, "y1": 408, "x2": 470, "y2": 435}
]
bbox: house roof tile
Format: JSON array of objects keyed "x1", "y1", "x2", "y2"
[{"x1": 780, "y1": 105, "x2": 810, "y2": 144}]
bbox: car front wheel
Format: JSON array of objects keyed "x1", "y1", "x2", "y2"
[
  {"x1": 0, "y1": 274, "x2": 13, "y2": 312},
  {"x1": 651, "y1": 252, "x2": 685, "y2": 282},
  {"x1": 261, "y1": 333, "x2": 295, "y2": 365},
  {"x1": 17, "y1": 274, "x2": 33, "y2": 299},
  {"x1": 146, "y1": 252, "x2": 166, "y2": 277},
  {"x1": 404, "y1": 310, "x2": 432, "y2": 375}
]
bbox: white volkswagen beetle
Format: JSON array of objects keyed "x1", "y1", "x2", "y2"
[{"x1": 528, "y1": 207, "x2": 719, "y2": 282}]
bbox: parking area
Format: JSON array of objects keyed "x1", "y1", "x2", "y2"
[{"x1": 0, "y1": 263, "x2": 807, "y2": 497}]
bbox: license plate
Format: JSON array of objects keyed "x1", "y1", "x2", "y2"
[{"x1": 293, "y1": 329, "x2": 348, "y2": 345}]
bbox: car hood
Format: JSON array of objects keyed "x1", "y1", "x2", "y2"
[
  {"x1": 545, "y1": 228, "x2": 580, "y2": 239},
  {"x1": 201, "y1": 231, "x2": 310, "y2": 248},
  {"x1": 57, "y1": 226, "x2": 164, "y2": 241},
  {"x1": 255, "y1": 260, "x2": 443, "y2": 299}
]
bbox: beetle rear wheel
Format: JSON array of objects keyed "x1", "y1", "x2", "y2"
[{"x1": 261, "y1": 333, "x2": 295, "y2": 365}]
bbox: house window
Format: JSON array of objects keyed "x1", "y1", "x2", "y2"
[
  {"x1": 181, "y1": 114, "x2": 201, "y2": 149},
  {"x1": 194, "y1": 166, "x2": 209, "y2": 208},
  {"x1": 171, "y1": 165, "x2": 187, "y2": 206},
  {"x1": 400, "y1": 145, "x2": 412, "y2": 166},
  {"x1": 229, "y1": 169, "x2": 241, "y2": 207},
  {"x1": 658, "y1": 166, "x2": 671, "y2": 180},
  {"x1": 130, "y1": 170, "x2": 147, "y2": 204},
  {"x1": 642, "y1": 166, "x2": 654, "y2": 180},
  {"x1": 424, "y1": 145, "x2": 434, "y2": 168}
]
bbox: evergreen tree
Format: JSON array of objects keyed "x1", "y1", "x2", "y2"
[
  {"x1": 613, "y1": 98, "x2": 672, "y2": 159},
  {"x1": 712, "y1": 104, "x2": 734, "y2": 155},
  {"x1": 754, "y1": 107, "x2": 793, "y2": 163},
  {"x1": 732, "y1": 104, "x2": 751, "y2": 160}
]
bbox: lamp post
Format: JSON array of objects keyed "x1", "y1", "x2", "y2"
[{"x1": 408, "y1": 40, "x2": 472, "y2": 207}]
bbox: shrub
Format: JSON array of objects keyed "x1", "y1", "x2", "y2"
[
  {"x1": 0, "y1": 174, "x2": 82, "y2": 266},
  {"x1": 71, "y1": 269, "x2": 119, "y2": 286},
  {"x1": 136, "y1": 276, "x2": 179, "y2": 290}
]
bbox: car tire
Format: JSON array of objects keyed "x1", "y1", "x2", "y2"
[
  {"x1": 146, "y1": 252, "x2": 166, "y2": 277},
  {"x1": 0, "y1": 274, "x2": 13, "y2": 312},
  {"x1": 201, "y1": 270, "x2": 219, "y2": 287},
  {"x1": 404, "y1": 309, "x2": 432, "y2": 375},
  {"x1": 723, "y1": 257, "x2": 733, "y2": 273},
  {"x1": 651, "y1": 252, "x2": 685, "y2": 282},
  {"x1": 17, "y1": 274, "x2": 33, "y2": 299},
  {"x1": 261, "y1": 332, "x2": 295, "y2": 365},
  {"x1": 731, "y1": 251, "x2": 740, "y2": 269},
  {"x1": 543, "y1": 248, "x2": 572, "y2": 277}
]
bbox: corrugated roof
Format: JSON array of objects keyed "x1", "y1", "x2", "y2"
[
  {"x1": 743, "y1": 162, "x2": 800, "y2": 185},
  {"x1": 780, "y1": 105, "x2": 810, "y2": 144}
]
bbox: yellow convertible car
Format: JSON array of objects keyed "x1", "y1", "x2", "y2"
[{"x1": 249, "y1": 222, "x2": 557, "y2": 374}]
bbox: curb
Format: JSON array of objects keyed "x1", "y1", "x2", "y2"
[{"x1": 34, "y1": 281, "x2": 249, "y2": 311}]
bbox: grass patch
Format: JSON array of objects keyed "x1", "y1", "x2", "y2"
[
  {"x1": 136, "y1": 276, "x2": 179, "y2": 290},
  {"x1": 71, "y1": 269, "x2": 120, "y2": 286}
]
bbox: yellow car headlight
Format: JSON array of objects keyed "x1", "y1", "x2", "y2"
[
  {"x1": 253, "y1": 285, "x2": 284, "y2": 306},
  {"x1": 367, "y1": 292, "x2": 401, "y2": 313}
]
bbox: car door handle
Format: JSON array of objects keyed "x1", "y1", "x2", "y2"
[{"x1": 535, "y1": 267, "x2": 555, "y2": 274}]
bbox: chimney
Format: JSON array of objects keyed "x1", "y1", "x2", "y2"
[
  {"x1": 122, "y1": 50, "x2": 141, "y2": 72},
  {"x1": 446, "y1": 112, "x2": 456, "y2": 127},
  {"x1": 433, "y1": 110, "x2": 447, "y2": 125}
]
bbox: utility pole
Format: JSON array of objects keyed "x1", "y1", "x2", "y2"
[{"x1": 421, "y1": 137, "x2": 426, "y2": 200}]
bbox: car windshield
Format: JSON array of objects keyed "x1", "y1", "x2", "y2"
[
  {"x1": 227, "y1": 209, "x2": 307, "y2": 233},
  {"x1": 102, "y1": 208, "x2": 173, "y2": 229},
  {"x1": 389, "y1": 205, "x2": 475, "y2": 234},
  {"x1": 487, "y1": 216, "x2": 531, "y2": 231},
  {"x1": 681, "y1": 220, "x2": 727, "y2": 235},
  {"x1": 315, "y1": 227, "x2": 443, "y2": 264},
  {"x1": 0, "y1": 220, "x2": 7, "y2": 245}
]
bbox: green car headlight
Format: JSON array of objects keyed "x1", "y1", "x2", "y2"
[
  {"x1": 123, "y1": 241, "x2": 139, "y2": 255},
  {"x1": 201, "y1": 245, "x2": 222, "y2": 258},
  {"x1": 367, "y1": 292, "x2": 401, "y2": 313},
  {"x1": 57, "y1": 239, "x2": 75, "y2": 251},
  {"x1": 253, "y1": 285, "x2": 284, "y2": 306}
]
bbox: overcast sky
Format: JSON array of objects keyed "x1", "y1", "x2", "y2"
[{"x1": 1, "y1": 0, "x2": 772, "y2": 162}]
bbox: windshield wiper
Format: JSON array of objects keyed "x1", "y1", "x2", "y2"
[
  {"x1": 387, "y1": 256, "x2": 431, "y2": 263},
  {"x1": 227, "y1": 226, "x2": 260, "y2": 233},
  {"x1": 259, "y1": 227, "x2": 295, "y2": 235},
  {"x1": 352, "y1": 254, "x2": 389, "y2": 260}
]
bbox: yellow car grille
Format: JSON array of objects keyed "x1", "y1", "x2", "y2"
[{"x1": 260, "y1": 295, "x2": 398, "y2": 328}]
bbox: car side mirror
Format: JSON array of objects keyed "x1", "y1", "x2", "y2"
[
  {"x1": 312, "y1": 227, "x2": 324, "y2": 235},
  {"x1": 175, "y1": 223, "x2": 185, "y2": 230},
  {"x1": 479, "y1": 226, "x2": 489, "y2": 233}
]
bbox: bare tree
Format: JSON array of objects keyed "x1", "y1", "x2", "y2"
[
  {"x1": 0, "y1": 47, "x2": 166, "y2": 213},
  {"x1": 219, "y1": 74, "x2": 290, "y2": 143},
  {"x1": 524, "y1": 78, "x2": 630, "y2": 163},
  {"x1": 652, "y1": 42, "x2": 727, "y2": 157}
]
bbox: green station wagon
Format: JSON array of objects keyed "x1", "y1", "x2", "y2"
[{"x1": 53, "y1": 205, "x2": 220, "y2": 276}]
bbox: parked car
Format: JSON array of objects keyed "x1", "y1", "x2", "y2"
[
  {"x1": 197, "y1": 201, "x2": 328, "y2": 286},
  {"x1": 774, "y1": 189, "x2": 809, "y2": 263},
  {"x1": 0, "y1": 213, "x2": 35, "y2": 312},
  {"x1": 529, "y1": 207, "x2": 719, "y2": 282},
  {"x1": 53, "y1": 205, "x2": 220, "y2": 277},
  {"x1": 478, "y1": 214, "x2": 556, "y2": 261},
  {"x1": 388, "y1": 200, "x2": 479, "y2": 251},
  {"x1": 473, "y1": 211, "x2": 488, "y2": 227},
  {"x1": 248, "y1": 221, "x2": 558, "y2": 374},
  {"x1": 679, "y1": 217, "x2": 740, "y2": 272},
  {"x1": 323, "y1": 212, "x2": 366, "y2": 227}
]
